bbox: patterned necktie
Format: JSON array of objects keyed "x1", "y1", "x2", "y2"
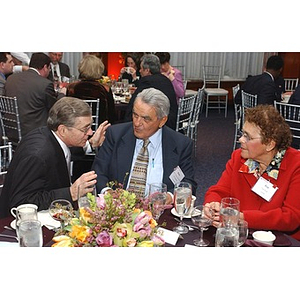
[{"x1": 128, "y1": 139, "x2": 150, "y2": 198}]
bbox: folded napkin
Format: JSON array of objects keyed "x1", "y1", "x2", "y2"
[
  {"x1": 0, "y1": 241, "x2": 19, "y2": 247},
  {"x1": 38, "y1": 210, "x2": 60, "y2": 230}
]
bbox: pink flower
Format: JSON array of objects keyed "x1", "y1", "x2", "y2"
[
  {"x1": 96, "y1": 231, "x2": 112, "y2": 247},
  {"x1": 96, "y1": 194, "x2": 106, "y2": 209},
  {"x1": 116, "y1": 227, "x2": 127, "y2": 238}
]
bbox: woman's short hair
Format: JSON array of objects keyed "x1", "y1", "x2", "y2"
[
  {"x1": 78, "y1": 55, "x2": 104, "y2": 80},
  {"x1": 135, "y1": 88, "x2": 170, "y2": 119},
  {"x1": 245, "y1": 104, "x2": 292, "y2": 151},
  {"x1": 47, "y1": 97, "x2": 91, "y2": 130}
]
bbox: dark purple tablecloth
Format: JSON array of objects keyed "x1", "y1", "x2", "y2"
[{"x1": 1, "y1": 209, "x2": 299, "y2": 247}]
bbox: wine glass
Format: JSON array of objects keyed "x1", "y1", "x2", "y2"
[
  {"x1": 191, "y1": 205, "x2": 214, "y2": 247},
  {"x1": 49, "y1": 199, "x2": 73, "y2": 230},
  {"x1": 237, "y1": 219, "x2": 248, "y2": 247},
  {"x1": 149, "y1": 183, "x2": 167, "y2": 222},
  {"x1": 173, "y1": 182, "x2": 192, "y2": 234},
  {"x1": 220, "y1": 197, "x2": 240, "y2": 227}
]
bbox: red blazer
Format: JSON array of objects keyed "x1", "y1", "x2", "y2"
[{"x1": 204, "y1": 148, "x2": 300, "y2": 240}]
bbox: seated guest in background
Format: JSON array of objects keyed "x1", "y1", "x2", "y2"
[
  {"x1": 0, "y1": 97, "x2": 110, "y2": 218},
  {"x1": 155, "y1": 52, "x2": 185, "y2": 104},
  {"x1": 47, "y1": 52, "x2": 71, "y2": 83},
  {"x1": 86, "y1": 52, "x2": 108, "y2": 76},
  {"x1": 92, "y1": 88, "x2": 196, "y2": 204},
  {"x1": 5, "y1": 52, "x2": 65, "y2": 137},
  {"x1": 119, "y1": 52, "x2": 143, "y2": 86},
  {"x1": 10, "y1": 52, "x2": 30, "y2": 73},
  {"x1": 0, "y1": 52, "x2": 14, "y2": 95},
  {"x1": 288, "y1": 84, "x2": 300, "y2": 105},
  {"x1": 67, "y1": 54, "x2": 116, "y2": 125},
  {"x1": 124, "y1": 54, "x2": 178, "y2": 130},
  {"x1": 204, "y1": 105, "x2": 300, "y2": 240},
  {"x1": 235, "y1": 55, "x2": 284, "y2": 105}
]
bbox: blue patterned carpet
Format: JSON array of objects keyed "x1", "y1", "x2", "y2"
[{"x1": 192, "y1": 103, "x2": 235, "y2": 204}]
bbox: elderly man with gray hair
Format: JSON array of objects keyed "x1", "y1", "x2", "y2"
[{"x1": 93, "y1": 87, "x2": 196, "y2": 203}]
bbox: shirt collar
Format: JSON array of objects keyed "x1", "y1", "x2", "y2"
[
  {"x1": 51, "y1": 130, "x2": 70, "y2": 160},
  {"x1": 264, "y1": 71, "x2": 274, "y2": 81},
  {"x1": 239, "y1": 149, "x2": 286, "y2": 180},
  {"x1": 29, "y1": 67, "x2": 40, "y2": 75},
  {"x1": 0, "y1": 72, "x2": 6, "y2": 80}
]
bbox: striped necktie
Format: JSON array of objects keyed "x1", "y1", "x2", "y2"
[{"x1": 128, "y1": 139, "x2": 150, "y2": 198}]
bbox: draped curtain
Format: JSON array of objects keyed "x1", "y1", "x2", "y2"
[{"x1": 26, "y1": 52, "x2": 265, "y2": 81}]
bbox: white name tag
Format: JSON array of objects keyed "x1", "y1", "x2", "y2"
[
  {"x1": 251, "y1": 176, "x2": 278, "y2": 202},
  {"x1": 169, "y1": 166, "x2": 185, "y2": 185}
]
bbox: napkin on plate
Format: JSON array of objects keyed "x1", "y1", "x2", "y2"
[{"x1": 38, "y1": 210, "x2": 60, "y2": 230}]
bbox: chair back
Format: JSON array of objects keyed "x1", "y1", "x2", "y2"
[
  {"x1": 203, "y1": 65, "x2": 222, "y2": 88},
  {"x1": 0, "y1": 142, "x2": 13, "y2": 188},
  {"x1": 284, "y1": 78, "x2": 299, "y2": 92},
  {"x1": 232, "y1": 84, "x2": 240, "y2": 99},
  {"x1": 82, "y1": 99, "x2": 100, "y2": 133},
  {"x1": 274, "y1": 100, "x2": 300, "y2": 141},
  {"x1": 241, "y1": 90, "x2": 257, "y2": 110},
  {"x1": 176, "y1": 94, "x2": 196, "y2": 136},
  {"x1": 0, "y1": 96, "x2": 22, "y2": 146}
]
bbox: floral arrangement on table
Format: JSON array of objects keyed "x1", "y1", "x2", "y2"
[
  {"x1": 98, "y1": 76, "x2": 112, "y2": 86},
  {"x1": 52, "y1": 183, "x2": 165, "y2": 247}
]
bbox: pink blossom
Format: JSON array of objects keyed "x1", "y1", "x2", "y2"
[
  {"x1": 116, "y1": 227, "x2": 127, "y2": 238},
  {"x1": 96, "y1": 194, "x2": 106, "y2": 209},
  {"x1": 96, "y1": 231, "x2": 112, "y2": 247}
]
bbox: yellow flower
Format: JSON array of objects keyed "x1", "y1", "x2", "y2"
[
  {"x1": 52, "y1": 235, "x2": 73, "y2": 247},
  {"x1": 137, "y1": 240, "x2": 154, "y2": 247},
  {"x1": 79, "y1": 207, "x2": 91, "y2": 223},
  {"x1": 69, "y1": 225, "x2": 90, "y2": 243}
]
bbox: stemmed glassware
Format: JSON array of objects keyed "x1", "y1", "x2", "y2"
[
  {"x1": 149, "y1": 183, "x2": 167, "y2": 222},
  {"x1": 191, "y1": 205, "x2": 214, "y2": 246},
  {"x1": 49, "y1": 199, "x2": 74, "y2": 231},
  {"x1": 173, "y1": 182, "x2": 192, "y2": 234}
]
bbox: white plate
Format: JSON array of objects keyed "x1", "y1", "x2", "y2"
[
  {"x1": 171, "y1": 207, "x2": 192, "y2": 219},
  {"x1": 10, "y1": 219, "x2": 16, "y2": 230}
]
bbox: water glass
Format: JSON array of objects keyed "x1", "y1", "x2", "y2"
[
  {"x1": 237, "y1": 219, "x2": 248, "y2": 246},
  {"x1": 149, "y1": 183, "x2": 167, "y2": 221},
  {"x1": 220, "y1": 197, "x2": 240, "y2": 227},
  {"x1": 215, "y1": 225, "x2": 239, "y2": 247},
  {"x1": 18, "y1": 220, "x2": 43, "y2": 247}
]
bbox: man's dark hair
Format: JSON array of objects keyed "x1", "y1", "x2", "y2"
[
  {"x1": 266, "y1": 55, "x2": 284, "y2": 71},
  {"x1": 29, "y1": 52, "x2": 51, "y2": 69},
  {"x1": 0, "y1": 52, "x2": 10, "y2": 63}
]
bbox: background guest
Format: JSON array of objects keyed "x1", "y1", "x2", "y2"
[
  {"x1": 235, "y1": 55, "x2": 284, "y2": 105},
  {"x1": 119, "y1": 52, "x2": 143, "y2": 86},
  {"x1": 92, "y1": 88, "x2": 196, "y2": 202},
  {"x1": 47, "y1": 52, "x2": 71, "y2": 82},
  {"x1": 288, "y1": 84, "x2": 300, "y2": 105},
  {"x1": 0, "y1": 97, "x2": 110, "y2": 218},
  {"x1": 155, "y1": 52, "x2": 185, "y2": 104},
  {"x1": 10, "y1": 52, "x2": 30, "y2": 73},
  {"x1": 124, "y1": 54, "x2": 178, "y2": 130},
  {"x1": 0, "y1": 52, "x2": 14, "y2": 95},
  {"x1": 204, "y1": 105, "x2": 300, "y2": 240},
  {"x1": 5, "y1": 52, "x2": 65, "y2": 137}
]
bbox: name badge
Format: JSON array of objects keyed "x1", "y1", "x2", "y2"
[
  {"x1": 169, "y1": 166, "x2": 185, "y2": 185},
  {"x1": 251, "y1": 176, "x2": 278, "y2": 202}
]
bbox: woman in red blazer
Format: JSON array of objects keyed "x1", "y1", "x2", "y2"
[{"x1": 204, "y1": 105, "x2": 300, "y2": 240}]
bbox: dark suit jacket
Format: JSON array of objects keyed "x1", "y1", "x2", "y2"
[
  {"x1": 0, "y1": 126, "x2": 72, "y2": 218},
  {"x1": 289, "y1": 85, "x2": 300, "y2": 105},
  {"x1": 5, "y1": 69, "x2": 57, "y2": 137},
  {"x1": 124, "y1": 74, "x2": 178, "y2": 130},
  {"x1": 47, "y1": 62, "x2": 71, "y2": 81},
  {"x1": 235, "y1": 72, "x2": 281, "y2": 105},
  {"x1": 91, "y1": 122, "x2": 197, "y2": 195}
]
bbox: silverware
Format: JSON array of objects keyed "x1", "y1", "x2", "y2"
[
  {"x1": 0, "y1": 234, "x2": 19, "y2": 241},
  {"x1": 173, "y1": 218, "x2": 199, "y2": 231}
]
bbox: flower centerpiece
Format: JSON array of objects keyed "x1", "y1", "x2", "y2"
[{"x1": 52, "y1": 183, "x2": 165, "y2": 247}]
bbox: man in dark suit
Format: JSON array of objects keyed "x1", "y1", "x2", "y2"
[
  {"x1": 0, "y1": 97, "x2": 109, "y2": 218},
  {"x1": 92, "y1": 88, "x2": 196, "y2": 203},
  {"x1": 47, "y1": 52, "x2": 71, "y2": 82},
  {"x1": 5, "y1": 52, "x2": 66, "y2": 137},
  {"x1": 235, "y1": 55, "x2": 284, "y2": 105},
  {"x1": 124, "y1": 54, "x2": 178, "y2": 130}
]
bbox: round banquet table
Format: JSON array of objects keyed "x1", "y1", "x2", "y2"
[{"x1": 1, "y1": 209, "x2": 300, "y2": 247}]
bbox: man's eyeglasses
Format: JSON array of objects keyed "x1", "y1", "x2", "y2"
[
  {"x1": 238, "y1": 130, "x2": 261, "y2": 143},
  {"x1": 69, "y1": 125, "x2": 92, "y2": 135}
]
